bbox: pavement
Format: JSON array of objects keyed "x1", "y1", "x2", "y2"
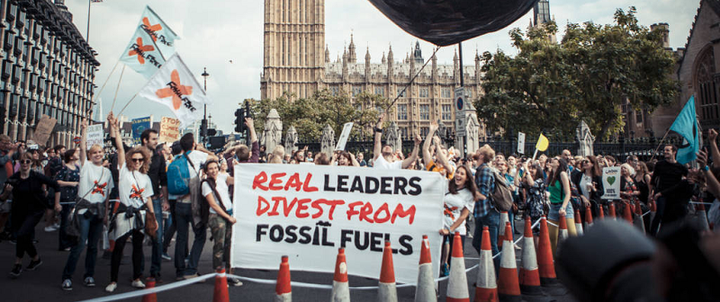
[{"x1": 0, "y1": 219, "x2": 579, "y2": 302}]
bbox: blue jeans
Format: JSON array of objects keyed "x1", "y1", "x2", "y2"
[
  {"x1": 61, "y1": 212, "x2": 103, "y2": 281},
  {"x1": 150, "y1": 198, "x2": 164, "y2": 277},
  {"x1": 174, "y1": 202, "x2": 206, "y2": 277},
  {"x1": 58, "y1": 204, "x2": 74, "y2": 250},
  {"x1": 472, "y1": 209, "x2": 501, "y2": 262}
]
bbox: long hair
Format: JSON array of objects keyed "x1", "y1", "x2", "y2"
[
  {"x1": 448, "y1": 165, "x2": 478, "y2": 197},
  {"x1": 529, "y1": 162, "x2": 544, "y2": 181},
  {"x1": 125, "y1": 146, "x2": 152, "y2": 174},
  {"x1": 202, "y1": 160, "x2": 220, "y2": 200},
  {"x1": 585, "y1": 155, "x2": 601, "y2": 178},
  {"x1": 636, "y1": 162, "x2": 649, "y2": 176},
  {"x1": 549, "y1": 158, "x2": 568, "y2": 187}
]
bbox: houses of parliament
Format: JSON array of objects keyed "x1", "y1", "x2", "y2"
[{"x1": 259, "y1": 0, "x2": 556, "y2": 138}]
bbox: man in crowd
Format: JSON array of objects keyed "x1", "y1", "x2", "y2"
[
  {"x1": 372, "y1": 115, "x2": 421, "y2": 169},
  {"x1": 472, "y1": 144, "x2": 500, "y2": 268},
  {"x1": 357, "y1": 152, "x2": 367, "y2": 167},
  {"x1": 0, "y1": 135, "x2": 18, "y2": 240},
  {"x1": 141, "y1": 129, "x2": 169, "y2": 282},
  {"x1": 649, "y1": 144, "x2": 688, "y2": 236}
]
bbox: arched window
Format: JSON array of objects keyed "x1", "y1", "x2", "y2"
[{"x1": 695, "y1": 47, "x2": 719, "y2": 122}]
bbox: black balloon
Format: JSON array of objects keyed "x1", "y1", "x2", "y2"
[{"x1": 368, "y1": 0, "x2": 539, "y2": 46}]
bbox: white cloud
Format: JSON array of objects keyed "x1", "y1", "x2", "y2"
[{"x1": 64, "y1": 0, "x2": 698, "y2": 134}]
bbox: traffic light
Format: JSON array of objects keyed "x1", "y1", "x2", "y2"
[
  {"x1": 234, "y1": 108, "x2": 245, "y2": 133},
  {"x1": 207, "y1": 128, "x2": 217, "y2": 136},
  {"x1": 200, "y1": 119, "x2": 208, "y2": 137}
]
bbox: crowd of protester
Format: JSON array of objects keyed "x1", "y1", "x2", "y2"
[{"x1": 0, "y1": 112, "x2": 718, "y2": 293}]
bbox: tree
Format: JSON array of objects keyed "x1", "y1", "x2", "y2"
[
  {"x1": 250, "y1": 89, "x2": 391, "y2": 141},
  {"x1": 477, "y1": 7, "x2": 678, "y2": 140}
]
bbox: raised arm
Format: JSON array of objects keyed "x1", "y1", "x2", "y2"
[
  {"x1": 373, "y1": 115, "x2": 384, "y2": 161},
  {"x1": 401, "y1": 133, "x2": 422, "y2": 169},
  {"x1": 697, "y1": 150, "x2": 720, "y2": 198},
  {"x1": 349, "y1": 152, "x2": 360, "y2": 167},
  {"x1": 433, "y1": 136, "x2": 453, "y2": 174},
  {"x1": 422, "y1": 123, "x2": 437, "y2": 168},
  {"x1": 710, "y1": 129, "x2": 720, "y2": 169},
  {"x1": 109, "y1": 113, "x2": 125, "y2": 168},
  {"x1": 79, "y1": 118, "x2": 88, "y2": 166}
]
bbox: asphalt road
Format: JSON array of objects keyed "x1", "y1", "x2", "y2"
[{"x1": 0, "y1": 220, "x2": 578, "y2": 302}]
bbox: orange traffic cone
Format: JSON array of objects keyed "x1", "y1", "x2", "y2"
[
  {"x1": 415, "y1": 235, "x2": 436, "y2": 302},
  {"x1": 537, "y1": 217, "x2": 558, "y2": 286},
  {"x1": 446, "y1": 232, "x2": 470, "y2": 302},
  {"x1": 142, "y1": 278, "x2": 157, "y2": 302},
  {"x1": 622, "y1": 202, "x2": 633, "y2": 224},
  {"x1": 498, "y1": 222, "x2": 521, "y2": 302},
  {"x1": 598, "y1": 206, "x2": 605, "y2": 220},
  {"x1": 584, "y1": 206, "x2": 593, "y2": 229},
  {"x1": 275, "y1": 256, "x2": 292, "y2": 302},
  {"x1": 519, "y1": 217, "x2": 541, "y2": 295},
  {"x1": 608, "y1": 202, "x2": 617, "y2": 219},
  {"x1": 332, "y1": 248, "x2": 350, "y2": 302},
  {"x1": 474, "y1": 227, "x2": 498, "y2": 302},
  {"x1": 213, "y1": 269, "x2": 229, "y2": 302},
  {"x1": 633, "y1": 201, "x2": 646, "y2": 234},
  {"x1": 379, "y1": 241, "x2": 398, "y2": 302},
  {"x1": 574, "y1": 210, "x2": 584, "y2": 236},
  {"x1": 558, "y1": 215, "x2": 569, "y2": 248},
  {"x1": 498, "y1": 211, "x2": 509, "y2": 248}
]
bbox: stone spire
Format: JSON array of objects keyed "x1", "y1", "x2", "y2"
[
  {"x1": 348, "y1": 33, "x2": 357, "y2": 63},
  {"x1": 413, "y1": 41, "x2": 424, "y2": 64},
  {"x1": 381, "y1": 52, "x2": 387, "y2": 64},
  {"x1": 365, "y1": 47, "x2": 371, "y2": 63},
  {"x1": 387, "y1": 45, "x2": 394, "y2": 63},
  {"x1": 325, "y1": 45, "x2": 330, "y2": 63}
]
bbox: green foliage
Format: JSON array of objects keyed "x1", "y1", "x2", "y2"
[
  {"x1": 477, "y1": 7, "x2": 678, "y2": 140},
  {"x1": 250, "y1": 90, "x2": 391, "y2": 140}
]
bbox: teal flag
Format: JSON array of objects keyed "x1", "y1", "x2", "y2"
[
  {"x1": 137, "y1": 6, "x2": 179, "y2": 57},
  {"x1": 669, "y1": 96, "x2": 699, "y2": 165},
  {"x1": 119, "y1": 27, "x2": 165, "y2": 79}
]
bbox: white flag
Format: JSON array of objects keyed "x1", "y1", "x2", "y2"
[{"x1": 137, "y1": 54, "x2": 211, "y2": 129}]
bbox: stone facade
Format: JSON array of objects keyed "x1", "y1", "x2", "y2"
[
  {"x1": 260, "y1": 0, "x2": 483, "y2": 138},
  {"x1": 0, "y1": 0, "x2": 100, "y2": 146}
]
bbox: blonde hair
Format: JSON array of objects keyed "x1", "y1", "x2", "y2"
[
  {"x1": 477, "y1": 144, "x2": 495, "y2": 163},
  {"x1": 125, "y1": 146, "x2": 152, "y2": 173},
  {"x1": 620, "y1": 163, "x2": 635, "y2": 176},
  {"x1": 87, "y1": 144, "x2": 104, "y2": 160}
]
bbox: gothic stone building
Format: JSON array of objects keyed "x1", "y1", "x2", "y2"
[
  {"x1": 0, "y1": 0, "x2": 99, "y2": 146},
  {"x1": 260, "y1": 0, "x2": 483, "y2": 139}
]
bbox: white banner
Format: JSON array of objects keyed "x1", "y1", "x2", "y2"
[
  {"x1": 334, "y1": 122, "x2": 353, "y2": 151},
  {"x1": 601, "y1": 167, "x2": 621, "y2": 199},
  {"x1": 231, "y1": 164, "x2": 446, "y2": 285},
  {"x1": 517, "y1": 132, "x2": 525, "y2": 154},
  {"x1": 86, "y1": 124, "x2": 104, "y2": 149}
]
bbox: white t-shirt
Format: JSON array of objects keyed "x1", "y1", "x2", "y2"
[
  {"x1": 373, "y1": 155, "x2": 402, "y2": 169},
  {"x1": 185, "y1": 150, "x2": 209, "y2": 178},
  {"x1": 201, "y1": 173, "x2": 232, "y2": 215},
  {"x1": 118, "y1": 163, "x2": 154, "y2": 208},
  {"x1": 78, "y1": 162, "x2": 114, "y2": 204},
  {"x1": 442, "y1": 188, "x2": 475, "y2": 235},
  {"x1": 580, "y1": 174, "x2": 592, "y2": 199}
]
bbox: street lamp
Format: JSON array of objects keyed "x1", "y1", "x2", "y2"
[{"x1": 201, "y1": 67, "x2": 209, "y2": 144}]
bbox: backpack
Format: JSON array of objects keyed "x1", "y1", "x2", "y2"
[
  {"x1": 492, "y1": 171, "x2": 514, "y2": 212},
  {"x1": 167, "y1": 151, "x2": 194, "y2": 195}
]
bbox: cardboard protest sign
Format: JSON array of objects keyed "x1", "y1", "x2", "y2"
[
  {"x1": 602, "y1": 167, "x2": 621, "y2": 199},
  {"x1": 159, "y1": 117, "x2": 180, "y2": 143},
  {"x1": 131, "y1": 117, "x2": 151, "y2": 145},
  {"x1": 231, "y1": 164, "x2": 446, "y2": 285},
  {"x1": 335, "y1": 122, "x2": 353, "y2": 151},
  {"x1": 33, "y1": 115, "x2": 57, "y2": 146},
  {"x1": 86, "y1": 124, "x2": 104, "y2": 149}
]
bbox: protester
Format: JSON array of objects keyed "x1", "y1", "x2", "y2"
[
  {"x1": 547, "y1": 157, "x2": 576, "y2": 255},
  {"x1": 618, "y1": 163, "x2": 639, "y2": 215},
  {"x1": 140, "y1": 129, "x2": 169, "y2": 282},
  {"x1": 649, "y1": 144, "x2": 688, "y2": 236},
  {"x1": 334, "y1": 151, "x2": 360, "y2": 167},
  {"x1": 372, "y1": 115, "x2": 421, "y2": 169},
  {"x1": 106, "y1": 113, "x2": 158, "y2": 293},
  {"x1": 0, "y1": 135, "x2": 20, "y2": 240},
  {"x1": 173, "y1": 133, "x2": 215, "y2": 280},
  {"x1": 1, "y1": 152, "x2": 61, "y2": 278},
  {"x1": 422, "y1": 123, "x2": 454, "y2": 179},
  {"x1": 357, "y1": 152, "x2": 367, "y2": 167},
  {"x1": 55, "y1": 149, "x2": 81, "y2": 252},
  {"x1": 573, "y1": 156, "x2": 603, "y2": 218},
  {"x1": 521, "y1": 160, "x2": 547, "y2": 232},
  {"x1": 61, "y1": 119, "x2": 114, "y2": 290},
  {"x1": 471, "y1": 144, "x2": 500, "y2": 266},
  {"x1": 438, "y1": 165, "x2": 476, "y2": 277},
  {"x1": 163, "y1": 143, "x2": 183, "y2": 259}
]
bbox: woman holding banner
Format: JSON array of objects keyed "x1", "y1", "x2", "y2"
[
  {"x1": 547, "y1": 158, "x2": 577, "y2": 255},
  {"x1": 105, "y1": 113, "x2": 157, "y2": 293},
  {"x1": 438, "y1": 165, "x2": 477, "y2": 276}
]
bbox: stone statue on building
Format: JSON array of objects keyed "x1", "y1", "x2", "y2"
[
  {"x1": 321, "y1": 125, "x2": 335, "y2": 156},
  {"x1": 284, "y1": 126, "x2": 298, "y2": 156},
  {"x1": 386, "y1": 121, "x2": 402, "y2": 153},
  {"x1": 263, "y1": 109, "x2": 283, "y2": 155},
  {"x1": 576, "y1": 120, "x2": 595, "y2": 157}
]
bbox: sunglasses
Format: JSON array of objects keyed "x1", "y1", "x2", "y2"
[
  {"x1": 20, "y1": 160, "x2": 32, "y2": 164},
  {"x1": 131, "y1": 158, "x2": 145, "y2": 163}
]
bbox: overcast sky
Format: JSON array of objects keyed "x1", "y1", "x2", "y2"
[{"x1": 64, "y1": 0, "x2": 698, "y2": 134}]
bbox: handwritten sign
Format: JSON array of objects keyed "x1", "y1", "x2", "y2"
[
  {"x1": 334, "y1": 122, "x2": 354, "y2": 151},
  {"x1": 159, "y1": 117, "x2": 180, "y2": 143},
  {"x1": 33, "y1": 115, "x2": 57, "y2": 146},
  {"x1": 86, "y1": 124, "x2": 104, "y2": 149},
  {"x1": 602, "y1": 167, "x2": 621, "y2": 199}
]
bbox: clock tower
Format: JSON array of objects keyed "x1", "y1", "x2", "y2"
[{"x1": 454, "y1": 87, "x2": 481, "y2": 158}]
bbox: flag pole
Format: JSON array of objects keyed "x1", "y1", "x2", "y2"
[
  {"x1": 648, "y1": 128, "x2": 671, "y2": 162},
  {"x1": 110, "y1": 65, "x2": 126, "y2": 112},
  {"x1": 532, "y1": 149, "x2": 539, "y2": 161}
]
